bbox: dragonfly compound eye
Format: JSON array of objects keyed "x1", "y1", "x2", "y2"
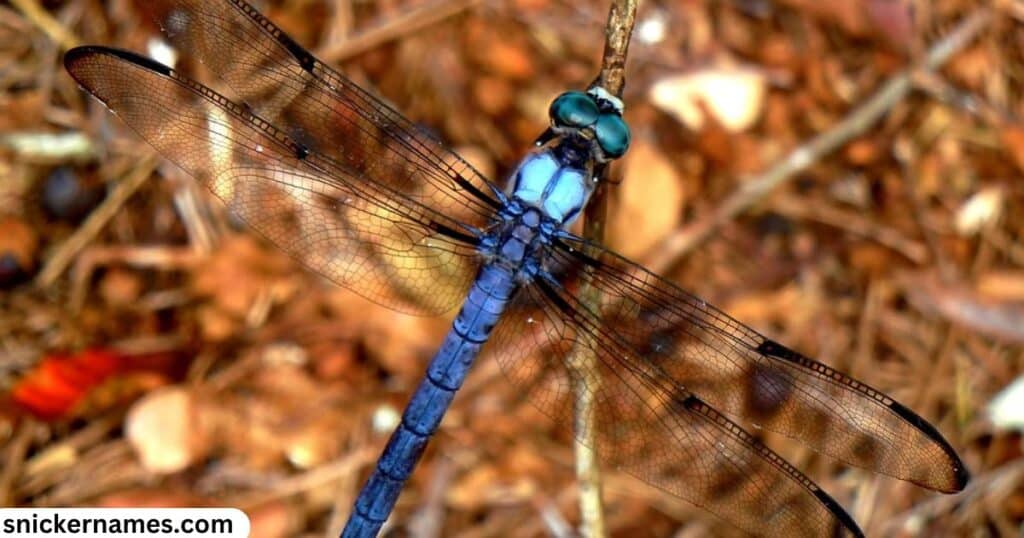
[
  {"x1": 549, "y1": 91, "x2": 599, "y2": 128},
  {"x1": 594, "y1": 113, "x2": 630, "y2": 159}
]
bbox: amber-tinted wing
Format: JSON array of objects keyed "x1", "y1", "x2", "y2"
[
  {"x1": 65, "y1": 47, "x2": 481, "y2": 313},
  {"x1": 548, "y1": 235, "x2": 969, "y2": 494},
  {"x1": 139, "y1": 0, "x2": 502, "y2": 231},
  {"x1": 490, "y1": 277, "x2": 864, "y2": 537}
]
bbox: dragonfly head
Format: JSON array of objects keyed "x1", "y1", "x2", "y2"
[
  {"x1": 506, "y1": 88, "x2": 629, "y2": 227},
  {"x1": 548, "y1": 87, "x2": 630, "y2": 163}
]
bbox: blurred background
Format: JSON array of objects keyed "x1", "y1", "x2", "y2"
[{"x1": 1, "y1": 0, "x2": 1022, "y2": 536}]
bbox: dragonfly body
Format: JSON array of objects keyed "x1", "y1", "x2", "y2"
[
  {"x1": 347, "y1": 141, "x2": 600, "y2": 533},
  {"x1": 346, "y1": 262, "x2": 516, "y2": 535},
  {"x1": 64, "y1": 1, "x2": 968, "y2": 536}
]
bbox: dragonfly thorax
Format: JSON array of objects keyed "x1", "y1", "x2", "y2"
[{"x1": 508, "y1": 140, "x2": 595, "y2": 227}]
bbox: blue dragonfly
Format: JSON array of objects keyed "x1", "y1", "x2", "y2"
[{"x1": 64, "y1": 1, "x2": 968, "y2": 536}]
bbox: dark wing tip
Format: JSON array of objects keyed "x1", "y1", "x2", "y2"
[
  {"x1": 757, "y1": 338, "x2": 969, "y2": 492},
  {"x1": 679, "y1": 395, "x2": 864, "y2": 537},
  {"x1": 810, "y1": 488, "x2": 865, "y2": 538},
  {"x1": 953, "y1": 460, "x2": 971, "y2": 491},
  {"x1": 63, "y1": 45, "x2": 95, "y2": 67},
  {"x1": 64, "y1": 46, "x2": 174, "y2": 79},
  {"x1": 887, "y1": 399, "x2": 970, "y2": 492}
]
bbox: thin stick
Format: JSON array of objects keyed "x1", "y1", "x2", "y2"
[
  {"x1": 643, "y1": 8, "x2": 993, "y2": 274},
  {"x1": 568, "y1": 2, "x2": 637, "y2": 537},
  {"x1": 320, "y1": 0, "x2": 480, "y2": 63},
  {"x1": 35, "y1": 156, "x2": 158, "y2": 287},
  {"x1": 9, "y1": 0, "x2": 79, "y2": 51},
  {"x1": 0, "y1": 420, "x2": 37, "y2": 506},
  {"x1": 229, "y1": 448, "x2": 377, "y2": 510}
]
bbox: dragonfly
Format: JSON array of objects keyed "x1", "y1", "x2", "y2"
[{"x1": 64, "y1": 1, "x2": 968, "y2": 536}]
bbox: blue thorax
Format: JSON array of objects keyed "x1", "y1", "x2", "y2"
[{"x1": 509, "y1": 142, "x2": 594, "y2": 226}]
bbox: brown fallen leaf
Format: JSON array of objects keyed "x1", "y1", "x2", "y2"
[
  {"x1": 125, "y1": 386, "x2": 210, "y2": 474},
  {"x1": 901, "y1": 272, "x2": 1024, "y2": 344},
  {"x1": 608, "y1": 140, "x2": 684, "y2": 258},
  {"x1": 978, "y1": 271, "x2": 1024, "y2": 303},
  {"x1": 649, "y1": 67, "x2": 767, "y2": 132}
]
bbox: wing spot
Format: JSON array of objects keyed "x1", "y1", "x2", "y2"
[{"x1": 746, "y1": 362, "x2": 793, "y2": 420}]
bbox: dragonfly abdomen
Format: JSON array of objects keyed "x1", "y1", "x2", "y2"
[{"x1": 343, "y1": 263, "x2": 517, "y2": 537}]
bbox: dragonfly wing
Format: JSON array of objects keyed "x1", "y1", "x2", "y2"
[
  {"x1": 548, "y1": 235, "x2": 969, "y2": 493},
  {"x1": 141, "y1": 0, "x2": 503, "y2": 231},
  {"x1": 490, "y1": 279, "x2": 863, "y2": 537},
  {"x1": 65, "y1": 46, "x2": 480, "y2": 314}
]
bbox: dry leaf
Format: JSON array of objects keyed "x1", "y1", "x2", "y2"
[
  {"x1": 978, "y1": 271, "x2": 1024, "y2": 302},
  {"x1": 608, "y1": 140, "x2": 684, "y2": 258},
  {"x1": 125, "y1": 386, "x2": 209, "y2": 474},
  {"x1": 100, "y1": 268, "x2": 143, "y2": 306},
  {"x1": 447, "y1": 464, "x2": 501, "y2": 511},
  {"x1": 999, "y1": 125, "x2": 1024, "y2": 173},
  {"x1": 248, "y1": 501, "x2": 303, "y2": 538},
  {"x1": 864, "y1": 0, "x2": 916, "y2": 49},
  {"x1": 902, "y1": 272, "x2": 1024, "y2": 343},
  {"x1": 956, "y1": 187, "x2": 1004, "y2": 236},
  {"x1": 649, "y1": 67, "x2": 766, "y2": 132},
  {"x1": 989, "y1": 377, "x2": 1024, "y2": 432}
]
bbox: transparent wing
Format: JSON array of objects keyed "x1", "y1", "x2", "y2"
[
  {"x1": 490, "y1": 279, "x2": 863, "y2": 537},
  {"x1": 65, "y1": 46, "x2": 481, "y2": 314},
  {"x1": 548, "y1": 235, "x2": 969, "y2": 493},
  {"x1": 141, "y1": 0, "x2": 504, "y2": 229}
]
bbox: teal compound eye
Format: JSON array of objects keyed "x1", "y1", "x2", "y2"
[
  {"x1": 549, "y1": 91, "x2": 599, "y2": 128},
  {"x1": 594, "y1": 113, "x2": 630, "y2": 159}
]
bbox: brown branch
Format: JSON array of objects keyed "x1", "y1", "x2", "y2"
[
  {"x1": 0, "y1": 420, "x2": 37, "y2": 506},
  {"x1": 569, "y1": 2, "x2": 638, "y2": 537},
  {"x1": 643, "y1": 8, "x2": 993, "y2": 274},
  {"x1": 320, "y1": 0, "x2": 480, "y2": 63},
  {"x1": 10, "y1": 0, "x2": 79, "y2": 51},
  {"x1": 35, "y1": 156, "x2": 158, "y2": 288}
]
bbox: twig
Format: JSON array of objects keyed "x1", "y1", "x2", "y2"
[
  {"x1": 35, "y1": 156, "x2": 158, "y2": 288},
  {"x1": 320, "y1": 0, "x2": 480, "y2": 63},
  {"x1": 406, "y1": 458, "x2": 455, "y2": 538},
  {"x1": 0, "y1": 420, "x2": 37, "y2": 506},
  {"x1": 770, "y1": 193, "x2": 928, "y2": 264},
  {"x1": 912, "y1": 71, "x2": 1021, "y2": 127},
  {"x1": 229, "y1": 448, "x2": 377, "y2": 510},
  {"x1": 9, "y1": 0, "x2": 79, "y2": 51},
  {"x1": 568, "y1": 2, "x2": 637, "y2": 537},
  {"x1": 69, "y1": 245, "x2": 200, "y2": 311},
  {"x1": 535, "y1": 495, "x2": 576, "y2": 538},
  {"x1": 643, "y1": 8, "x2": 993, "y2": 274},
  {"x1": 592, "y1": 0, "x2": 637, "y2": 99}
]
